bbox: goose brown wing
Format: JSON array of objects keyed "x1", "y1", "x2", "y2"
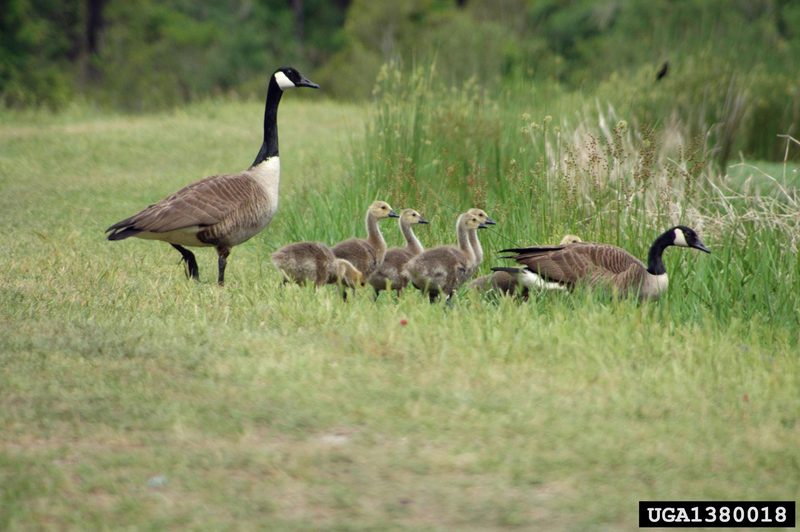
[
  {"x1": 507, "y1": 243, "x2": 645, "y2": 285},
  {"x1": 107, "y1": 173, "x2": 262, "y2": 234}
]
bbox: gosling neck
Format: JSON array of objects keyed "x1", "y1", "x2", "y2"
[
  {"x1": 400, "y1": 218, "x2": 424, "y2": 255},
  {"x1": 456, "y1": 218, "x2": 475, "y2": 265},
  {"x1": 468, "y1": 228, "x2": 483, "y2": 265},
  {"x1": 366, "y1": 211, "x2": 388, "y2": 263},
  {"x1": 646, "y1": 230, "x2": 673, "y2": 275},
  {"x1": 251, "y1": 77, "x2": 284, "y2": 167}
]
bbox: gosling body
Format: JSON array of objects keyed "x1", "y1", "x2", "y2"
[
  {"x1": 368, "y1": 208, "x2": 428, "y2": 294},
  {"x1": 332, "y1": 200, "x2": 398, "y2": 277},
  {"x1": 404, "y1": 212, "x2": 486, "y2": 302}
]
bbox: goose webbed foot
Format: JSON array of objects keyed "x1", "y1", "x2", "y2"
[{"x1": 171, "y1": 244, "x2": 199, "y2": 280}]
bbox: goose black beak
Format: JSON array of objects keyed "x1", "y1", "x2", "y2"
[
  {"x1": 478, "y1": 222, "x2": 489, "y2": 229},
  {"x1": 484, "y1": 217, "x2": 497, "y2": 225},
  {"x1": 297, "y1": 77, "x2": 320, "y2": 89},
  {"x1": 388, "y1": 210, "x2": 400, "y2": 218},
  {"x1": 693, "y1": 241, "x2": 711, "y2": 253},
  {"x1": 418, "y1": 217, "x2": 429, "y2": 224}
]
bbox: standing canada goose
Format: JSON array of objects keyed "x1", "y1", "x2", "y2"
[
  {"x1": 368, "y1": 208, "x2": 428, "y2": 294},
  {"x1": 473, "y1": 235, "x2": 582, "y2": 298},
  {"x1": 331, "y1": 200, "x2": 399, "y2": 277},
  {"x1": 106, "y1": 67, "x2": 319, "y2": 285},
  {"x1": 271, "y1": 241, "x2": 365, "y2": 298},
  {"x1": 403, "y1": 212, "x2": 487, "y2": 302},
  {"x1": 500, "y1": 226, "x2": 710, "y2": 300}
]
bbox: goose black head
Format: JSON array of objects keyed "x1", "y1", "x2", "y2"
[
  {"x1": 273, "y1": 67, "x2": 319, "y2": 90},
  {"x1": 672, "y1": 226, "x2": 710, "y2": 253}
]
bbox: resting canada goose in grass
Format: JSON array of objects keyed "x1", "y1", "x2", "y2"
[
  {"x1": 473, "y1": 235, "x2": 582, "y2": 298},
  {"x1": 271, "y1": 241, "x2": 364, "y2": 298},
  {"x1": 500, "y1": 226, "x2": 710, "y2": 300},
  {"x1": 332, "y1": 200, "x2": 398, "y2": 277},
  {"x1": 106, "y1": 67, "x2": 319, "y2": 285},
  {"x1": 368, "y1": 208, "x2": 428, "y2": 294},
  {"x1": 403, "y1": 212, "x2": 487, "y2": 302}
]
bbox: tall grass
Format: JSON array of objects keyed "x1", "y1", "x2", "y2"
[{"x1": 337, "y1": 63, "x2": 800, "y2": 330}]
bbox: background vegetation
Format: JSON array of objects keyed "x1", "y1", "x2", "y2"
[
  {"x1": 1, "y1": 0, "x2": 799, "y2": 528},
  {"x1": 2, "y1": 0, "x2": 799, "y2": 163}
]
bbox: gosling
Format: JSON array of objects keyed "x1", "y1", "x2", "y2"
[
  {"x1": 368, "y1": 208, "x2": 428, "y2": 294},
  {"x1": 403, "y1": 211, "x2": 487, "y2": 302},
  {"x1": 332, "y1": 200, "x2": 398, "y2": 277},
  {"x1": 271, "y1": 241, "x2": 365, "y2": 298}
]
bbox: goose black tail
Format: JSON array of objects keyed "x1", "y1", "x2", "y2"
[
  {"x1": 106, "y1": 225, "x2": 141, "y2": 241},
  {"x1": 491, "y1": 267, "x2": 524, "y2": 274}
]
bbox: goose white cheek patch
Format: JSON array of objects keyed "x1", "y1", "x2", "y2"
[
  {"x1": 674, "y1": 228, "x2": 688, "y2": 247},
  {"x1": 274, "y1": 71, "x2": 295, "y2": 90}
]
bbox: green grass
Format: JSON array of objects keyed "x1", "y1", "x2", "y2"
[{"x1": 1, "y1": 95, "x2": 798, "y2": 530}]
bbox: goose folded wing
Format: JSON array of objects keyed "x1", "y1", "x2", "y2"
[
  {"x1": 111, "y1": 174, "x2": 260, "y2": 233},
  {"x1": 510, "y1": 244, "x2": 644, "y2": 285}
]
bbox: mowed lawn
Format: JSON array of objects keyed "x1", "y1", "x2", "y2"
[{"x1": 1, "y1": 100, "x2": 798, "y2": 529}]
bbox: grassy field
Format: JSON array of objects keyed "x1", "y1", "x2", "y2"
[{"x1": 1, "y1": 94, "x2": 798, "y2": 529}]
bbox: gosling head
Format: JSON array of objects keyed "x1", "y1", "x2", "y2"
[
  {"x1": 559, "y1": 234, "x2": 583, "y2": 245},
  {"x1": 670, "y1": 226, "x2": 710, "y2": 253},
  {"x1": 273, "y1": 67, "x2": 320, "y2": 91},
  {"x1": 467, "y1": 208, "x2": 496, "y2": 227},
  {"x1": 400, "y1": 208, "x2": 429, "y2": 226},
  {"x1": 369, "y1": 200, "x2": 399, "y2": 220},
  {"x1": 459, "y1": 212, "x2": 486, "y2": 231}
]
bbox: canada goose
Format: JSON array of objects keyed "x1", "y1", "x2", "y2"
[
  {"x1": 403, "y1": 212, "x2": 487, "y2": 302},
  {"x1": 473, "y1": 235, "x2": 582, "y2": 298},
  {"x1": 271, "y1": 241, "x2": 364, "y2": 300},
  {"x1": 500, "y1": 226, "x2": 710, "y2": 300},
  {"x1": 331, "y1": 200, "x2": 399, "y2": 277},
  {"x1": 106, "y1": 67, "x2": 319, "y2": 285},
  {"x1": 368, "y1": 208, "x2": 428, "y2": 294}
]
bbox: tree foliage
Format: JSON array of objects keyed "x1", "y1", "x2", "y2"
[{"x1": 1, "y1": 0, "x2": 798, "y2": 160}]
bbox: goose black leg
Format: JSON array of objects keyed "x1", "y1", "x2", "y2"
[
  {"x1": 171, "y1": 244, "x2": 199, "y2": 280},
  {"x1": 217, "y1": 246, "x2": 230, "y2": 286}
]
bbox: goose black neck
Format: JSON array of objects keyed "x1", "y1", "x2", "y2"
[
  {"x1": 252, "y1": 78, "x2": 283, "y2": 167},
  {"x1": 646, "y1": 230, "x2": 673, "y2": 275}
]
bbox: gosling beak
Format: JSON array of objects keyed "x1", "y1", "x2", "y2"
[
  {"x1": 478, "y1": 222, "x2": 489, "y2": 229},
  {"x1": 388, "y1": 210, "x2": 400, "y2": 218},
  {"x1": 484, "y1": 217, "x2": 497, "y2": 225},
  {"x1": 692, "y1": 239, "x2": 711, "y2": 253},
  {"x1": 418, "y1": 217, "x2": 429, "y2": 225},
  {"x1": 297, "y1": 76, "x2": 320, "y2": 89}
]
